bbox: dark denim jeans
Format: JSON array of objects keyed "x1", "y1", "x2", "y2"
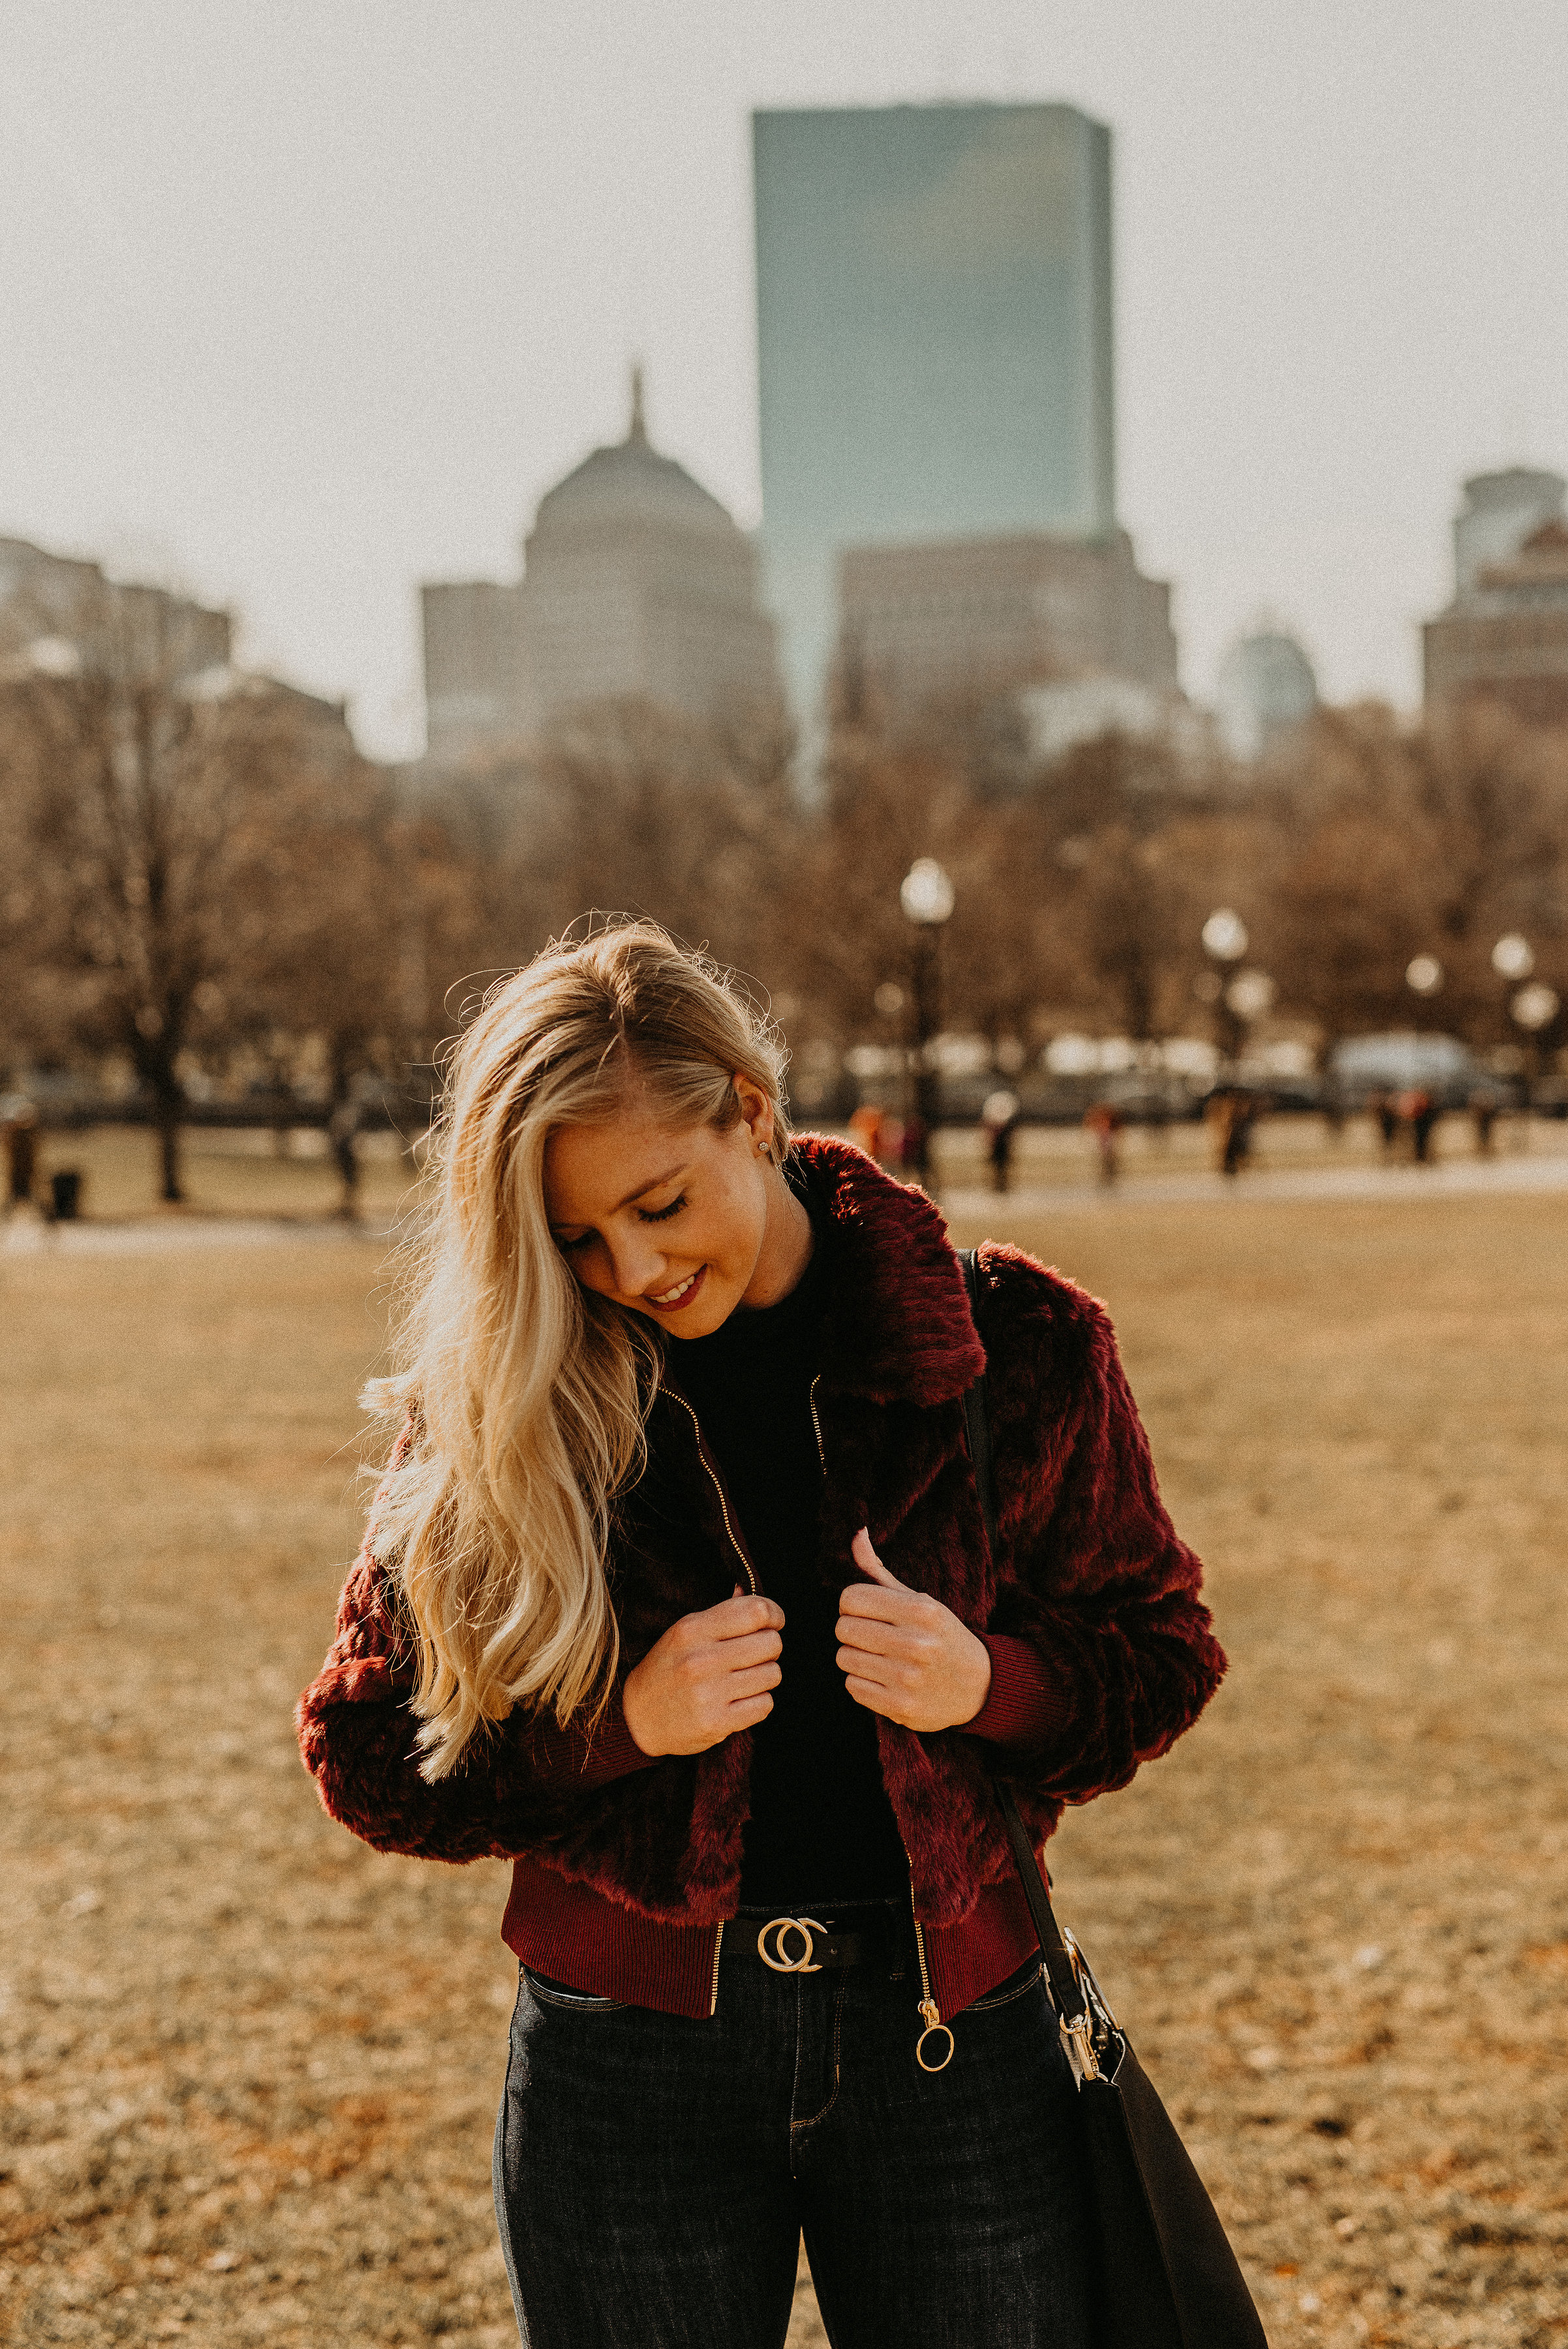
[{"x1": 492, "y1": 1905, "x2": 1094, "y2": 2348}]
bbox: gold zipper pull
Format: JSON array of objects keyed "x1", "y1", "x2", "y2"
[{"x1": 915, "y1": 1997, "x2": 954, "y2": 2073}]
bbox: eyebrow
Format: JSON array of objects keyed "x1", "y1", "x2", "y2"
[
  {"x1": 614, "y1": 1161, "x2": 688, "y2": 1213},
  {"x1": 551, "y1": 1161, "x2": 690, "y2": 1233}
]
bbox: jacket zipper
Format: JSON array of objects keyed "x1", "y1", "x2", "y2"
[
  {"x1": 662, "y1": 1389, "x2": 758, "y2": 1595},
  {"x1": 906, "y1": 1851, "x2": 955, "y2": 2071},
  {"x1": 661, "y1": 1385, "x2": 753, "y2": 2023},
  {"x1": 815, "y1": 1374, "x2": 949, "y2": 2072}
]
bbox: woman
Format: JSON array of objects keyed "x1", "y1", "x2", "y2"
[{"x1": 298, "y1": 923, "x2": 1225, "y2": 2349}]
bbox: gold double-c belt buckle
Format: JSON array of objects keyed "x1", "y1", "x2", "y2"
[{"x1": 757, "y1": 1915, "x2": 826, "y2": 1973}]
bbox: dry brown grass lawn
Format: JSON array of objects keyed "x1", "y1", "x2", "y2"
[{"x1": 1, "y1": 1188, "x2": 1563, "y2": 2348}]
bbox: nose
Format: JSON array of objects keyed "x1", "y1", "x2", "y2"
[{"x1": 603, "y1": 1229, "x2": 669, "y2": 1299}]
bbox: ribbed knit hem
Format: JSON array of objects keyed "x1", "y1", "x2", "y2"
[
  {"x1": 502, "y1": 1856, "x2": 721, "y2": 2016},
  {"x1": 966, "y1": 1633, "x2": 1072, "y2": 1750},
  {"x1": 500, "y1": 1859, "x2": 1044, "y2": 2024}
]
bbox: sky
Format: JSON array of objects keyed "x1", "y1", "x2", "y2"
[{"x1": 2, "y1": 0, "x2": 1566, "y2": 760}]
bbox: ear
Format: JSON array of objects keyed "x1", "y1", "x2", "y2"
[{"x1": 733, "y1": 1073, "x2": 775, "y2": 1158}]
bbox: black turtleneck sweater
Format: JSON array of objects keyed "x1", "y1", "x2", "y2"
[{"x1": 672, "y1": 1212, "x2": 910, "y2": 1909}]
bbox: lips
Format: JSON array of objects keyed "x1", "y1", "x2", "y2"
[{"x1": 643, "y1": 1263, "x2": 707, "y2": 1315}]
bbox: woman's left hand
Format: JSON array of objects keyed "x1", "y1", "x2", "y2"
[{"x1": 837, "y1": 1528, "x2": 992, "y2": 1732}]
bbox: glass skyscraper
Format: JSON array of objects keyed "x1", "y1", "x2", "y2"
[{"x1": 752, "y1": 101, "x2": 1116, "y2": 726}]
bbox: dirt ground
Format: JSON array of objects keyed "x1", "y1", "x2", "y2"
[{"x1": 2, "y1": 1184, "x2": 1564, "y2": 2347}]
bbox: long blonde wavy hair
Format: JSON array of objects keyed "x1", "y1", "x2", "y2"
[{"x1": 368, "y1": 923, "x2": 792, "y2": 1779}]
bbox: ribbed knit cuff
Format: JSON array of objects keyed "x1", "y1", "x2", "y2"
[
  {"x1": 528, "y1": 1689, "x2": 666, "y2": 1789},
  {"x1": 964, "y1": 1633, "x2": 1073, "y2": 1751}
]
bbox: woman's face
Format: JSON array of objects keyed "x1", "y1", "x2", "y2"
[{"x1": 543, "y1": 1080, "x2": 807, "y2": 1337}]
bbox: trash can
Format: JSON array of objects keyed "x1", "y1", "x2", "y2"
[{"x1": 50, "y1": 1169, "x2": 83, "y2": 1222}]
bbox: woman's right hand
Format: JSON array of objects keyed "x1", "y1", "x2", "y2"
[{"x1": 622, "y1": 1589, "x2": 784, "y2": 1757}]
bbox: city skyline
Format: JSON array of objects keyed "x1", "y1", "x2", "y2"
[{"x1": 2, "y1": 2, "x2": 1567, "y2": 758}]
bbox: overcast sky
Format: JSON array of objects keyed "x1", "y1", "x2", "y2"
[{"x1": 3, "y1": 1, "x2": 1566, "y2": 758}]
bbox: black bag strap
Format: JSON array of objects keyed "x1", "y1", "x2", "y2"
[
  {"x1": 957, "y1": 1246, "x2": 1000, "y2": 1560},
  {"x1": 957, "y1": 1247, "x2": 1095, "y2": 2046}
]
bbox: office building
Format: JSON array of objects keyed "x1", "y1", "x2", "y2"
[
  {"x1": 0, "y1": 537, "x2": 230, "y2": 682},
  {"x1": 422, "y1": 376, "x2": 781, "y2": 760},
  {"x1": 837, "y1": 528, "x2": 1175, "y2": 709},
  {"x1": 754, "y1": 101, "x2": 1118, "y2": 722},
  {"x1": 1424, "y1": 469, "x2": 1568, "y2": 728}
]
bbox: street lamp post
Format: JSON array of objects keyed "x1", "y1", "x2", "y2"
[
  {"x1": 899, "y1": 857, "x2": 955, "y2": 1186},
  {"x1": 1406, "y1": 954, "x2": 1443, "y2": 1005},
  {"x1": 1199, "y1": 908, "x2": 1250, "y2": 1068},
  {"x1": 1511, "y1": 980, "x2": 1560, "y2": 1107},
  {"x1": 1492, "y1": 934, "x2": 1540, "y2": 1110}
]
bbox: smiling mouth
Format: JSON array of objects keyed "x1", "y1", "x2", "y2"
[{"x1": 643, "y1": 1265, "x2": 706, "y2": 1313}]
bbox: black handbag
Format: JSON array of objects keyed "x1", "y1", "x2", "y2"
[{"x1": 957, "y1": 1250, "x2": 1268, "y2": 2349}]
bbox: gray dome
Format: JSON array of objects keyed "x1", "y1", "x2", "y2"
[{"x1": 531, "y1": 388, "x2": 739, "y2": 542}]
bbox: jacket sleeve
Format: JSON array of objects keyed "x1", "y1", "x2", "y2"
[
  {"x1": 295, "y1": 1449, "x2": 660, "y2": 1865},
  {"x1": 970, "y1": 1242, "x2": 1227, "y2": 1801}
]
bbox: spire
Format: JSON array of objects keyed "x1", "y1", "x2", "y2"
[{"x1": 628, "y1": 361, "x2": 647, "y2": 447}]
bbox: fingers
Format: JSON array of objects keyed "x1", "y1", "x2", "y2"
[
  {"x1": 850, "y1": 1527, "x2": 904, "y2": 1588},
  {"x1": 835, "y1": 1641, "x2": 914, "y2": 1690},
  {"x1": 838, "y1": 1586, "x2": 927, "y2": 1631},
  {"x1": 842, "y1": 1674, "x2": 902, "y2": 1720},
  {"x1": 727, "y1": 1692, "x2": 775, "y2": 1731},
  {"x1": 726, "y1": 1661, "x2": 782, "y2": 1700},
  {"x1": 720, "y1": 1627, "x2": 784, "y2": 1671},
  {"x1": 710, "y1": 1591, "x2": 786, "y2": 1636}
]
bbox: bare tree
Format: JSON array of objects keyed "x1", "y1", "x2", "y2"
[{"x1": 0, "y1": 589, "x2": 366, "y2": 1200}]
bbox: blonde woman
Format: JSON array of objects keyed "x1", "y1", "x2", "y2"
[{"x1": 298, "y1": 923, "x2": 1225, "y2": 2349}]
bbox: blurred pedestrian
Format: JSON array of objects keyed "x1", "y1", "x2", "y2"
[
  {"x1": 1208, "y1": 1087, "x2": 1253, "y2": 1178},
  {"x1": 328, "y1": 1097, "x2": 363, "y2": 1221},
  {"x1": 1470, "y1": 1089, "x2": 1499, "y2": 1156},
  {"x1": 3, "y1": 1097, "x2": 39, "y2": 1215},
  {"x1": 1369, "y1": 1090, "x2": 1399, "y2": 1159},
  {"x1": 847, "y1": 1103, "x2": 885, "y2": 1165},
  {"x1": 1398, "y1": 1088, "x2": 1437, "y2": 1164},
  {"x1": 1084, "y1": 1099, "x2": 1120, "y2": 1188},
  {"x1": 297, "y1": 923, "x2": 1226, "y2": 2349},
  {"x1": 981, "y1": 1088, "x2": 1021, "y2": 1195},
  {"x1": 1411, "y1": 1090, "x2": 1439, "y2": 1164}
]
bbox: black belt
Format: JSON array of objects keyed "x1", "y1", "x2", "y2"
[{"x1": 732, "y1": 1907, "x2": 908, "y2": 1975}]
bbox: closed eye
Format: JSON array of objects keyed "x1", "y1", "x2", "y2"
[{"x1": 637, "y1": 1195, "x2": 686, "y2": 1225}]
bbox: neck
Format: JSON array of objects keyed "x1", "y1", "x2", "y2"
[{"x1": 740, "y1": 1165, "x2": 814, "y2": 1308}]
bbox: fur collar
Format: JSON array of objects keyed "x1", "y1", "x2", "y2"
[{"x1": 788, "y1": 1134, "x2": 985, "y2": 1407}]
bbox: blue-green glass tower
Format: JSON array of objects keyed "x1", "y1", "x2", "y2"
[{"x1": 752, "y1": 101, "x2": 1116, "y2": 726}]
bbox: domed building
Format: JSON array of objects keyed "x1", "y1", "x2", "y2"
[
  {"x1": 422, "y1": 375, "x2": 781, "y2": 758},
  {"x1": 1215, "y1": 628, "x2": 1318, "y2": 762}
]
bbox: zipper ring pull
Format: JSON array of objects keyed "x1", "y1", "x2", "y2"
[{"x1": 915, "y1": 1999, "x2": 955, "y2": 2073}]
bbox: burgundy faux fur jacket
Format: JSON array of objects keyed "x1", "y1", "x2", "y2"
[{"x1": 297, "y1": 1135, "x2": 1225, "y2": 2023}]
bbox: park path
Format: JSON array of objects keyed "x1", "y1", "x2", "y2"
[
  {"x1": 1, "y1": 1210, "x2": 399, "y2": 1257},
  {"x1": 4, "y1": 1133, "x2": 1565, "y2": 1259},
  {"x1": 944, "y1": 1137, "x2": 1568, "y2": 1216}
]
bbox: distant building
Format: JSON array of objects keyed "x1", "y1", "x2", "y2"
[
  {"x1": 754, "y1": 102, "x2": 1118, "y2": 723},
  {"x1": 1450, "y1": 468, "x2": 1565, "y2": 598},
  {"x1": 1215, "y1": 630, "x2": 1318, "y2": 761},
  {"x1": 0, "y1": 536, "x2": 230, "y2": 682},
  {"x1": 1424, "y1": 468, "x2": 1568, "y2": 728},
  {"x1": 837, "y1": 529, "x2": 1175, "y2": 715},
  {"x1": 422, "y1": 375, "x2": 781, "y2": 760}
]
